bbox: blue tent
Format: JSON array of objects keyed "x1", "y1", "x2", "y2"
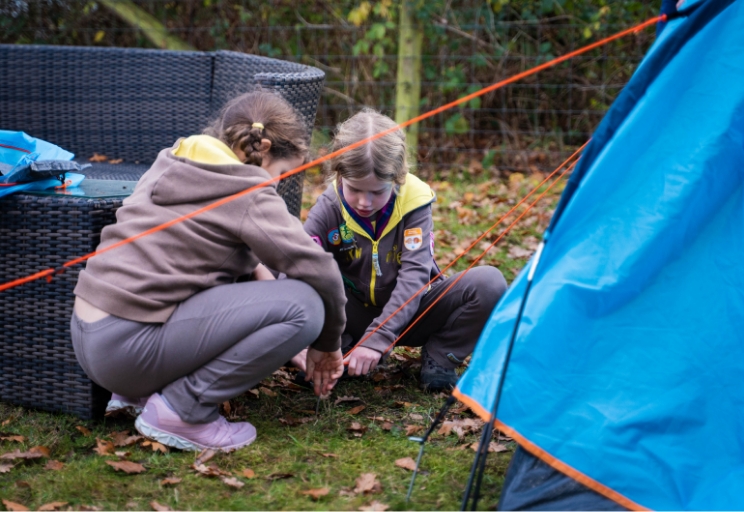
[{"x1": 454, "y1": 0, "x2": 744, "y2": 509}]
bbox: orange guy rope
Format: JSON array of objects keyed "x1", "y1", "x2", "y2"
[
  {"x1": 0, "y1": 15, "x2": 662, "y2": 294},
  {"x1": 342, "y1": 141, "x2": 588, "y2": 360},
  {"x1": 370, "y1": 159, "x2": 578, "y2": 359}
]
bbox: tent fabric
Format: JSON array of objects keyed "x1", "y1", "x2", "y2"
[
  {"x1": 0, "y1": 130, "x2": 75, "y2": 183},
  {"x1": 453, "y1": 0, "x2": 744, "y2": 509}
]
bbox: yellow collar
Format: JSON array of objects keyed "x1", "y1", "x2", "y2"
[
  {"x1": 334, "y1": 174, "x2": 435, "y2": 241},
  {"x1": 173, "y1": 135, "x2": 242, "y2": 165}
]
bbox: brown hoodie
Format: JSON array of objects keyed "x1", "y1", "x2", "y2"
[{"x1": 74, "y1": 137, "x2": 346, "y2": 351}]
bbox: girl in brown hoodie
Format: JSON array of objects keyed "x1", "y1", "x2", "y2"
[{"x1": 70, "y1": 91, "x2": 346, "y2": 452}]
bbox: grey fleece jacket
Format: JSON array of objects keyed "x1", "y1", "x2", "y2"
[
  {"x1": 303, "y1": 174, "x2": 439, "y2": 354},
  {"x1": 75, "y1": 141, "x2": 346, "y2": 351}
]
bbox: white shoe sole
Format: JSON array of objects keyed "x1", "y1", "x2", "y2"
[
  {"x1": 105, "y1": 400, "x2": 144, "y2": 418},
  {"x1": 134, "y1": 416, "x2": 257, "y2": 453}
]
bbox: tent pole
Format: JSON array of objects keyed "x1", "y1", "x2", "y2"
[
  {"x1": 406, "y1": 395, "x2": 456, "y2": 502},
  {"x1": 462, "y1": 240, "x2": 546, "y2": 510}
]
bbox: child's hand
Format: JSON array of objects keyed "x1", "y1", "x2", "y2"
[
  {"x1": 290, "y1": 347, "x2": 308, "y2": 372},
  {"x1": 252, "y1": 263, "x2": 275, "y2": 281},
  {"x1": 306, "y1": 348, "x2": 344, "y2": 396},
  {"x1": 344, "y1": 346, "x2": 382, "y2": 376}
]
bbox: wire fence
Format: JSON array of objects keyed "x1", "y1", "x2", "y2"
[{"x1": 1, "y1": 0, "x2": 660, "y2": 178}]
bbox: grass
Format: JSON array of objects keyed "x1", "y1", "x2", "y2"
[{"x1": 0, "y1": 168, "x2": 567, "y2": 511}]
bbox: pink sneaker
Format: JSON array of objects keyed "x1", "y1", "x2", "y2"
[
  {"x1": 134, "y1": 394, "x2": 256, "y2": 452},
  {"x1": 105, "y1": 393, "x2": 150, "y2": 418}
]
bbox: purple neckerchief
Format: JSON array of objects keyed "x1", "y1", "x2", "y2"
[{"x1": 338, "y1": 182, "x2": 397, "y2": 240}]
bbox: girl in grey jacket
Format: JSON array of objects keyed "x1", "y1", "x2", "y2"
[{"x1": 304, "y1": 110, "x2": 507, "y2": 390}]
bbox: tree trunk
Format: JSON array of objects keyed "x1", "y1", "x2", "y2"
[
  {"x1": 395, "y1": 1, "x2": 423, "y2": 169},
  {"x1": 99, "y1": 0, "x2": 194, "y2": 51}
]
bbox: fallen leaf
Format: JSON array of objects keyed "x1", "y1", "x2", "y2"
[
  {"x1": 507, "y1": 245, "x2": 533, "y2": 259},
  {"x1": 114, "y1": 451, "x2": 131, "y2": 459},
  {"x1": 106, "y1": 460, "x2": 146, "y2": 474},
  {"x1": 469, "y1": 441, "x2": 509, "y2": 453},
  {"x1": 221, "y1": 476, "x2": 245, "y2": 489},
  {"x1": 149, "y1": 501, "x2": 171, "y2": 511},
  {"x1": 0, "y1": 435, "x2": 24, "y2": 443},
  {"x1": 347, "y1": 422, "x2": 368, "y2": 437},
  {"x1": 320, "y1": 453, "x2": 337, "y2": 458},
  {"x1": 44, "y1": 460, "x2": 64, "y2": 471},
  {"x1": 192, "y1": 463, "x2": 230, "y2": 478},
  {"x1": 247, "y1": 389, "x2": 260, "y2": 398},
  {"x1": 395, "y1": 457, "x2": 417, "y2": 471},
  {"x1": 259, "y1": 387, "x2": 276, "y2": 397},
  {"x1": 37, "y1": 502, "x2": 68, "y2": 511},
  {"x1": 279, "y1": 416, "x2": 312, "y2": 427},
  {"x1": 15, "y1": 480, "x2": 30, "y2": 488},
  {"x1": 359, "y1": 500, "x2": 390, "y2": 511},
  {"x1": 94, "y1": 438, "x2": 115, "y2": 456},
  {"x1": 408, "y1": 413, "x2": 424, "y2": 421},
  {"x1": 241, "y1": 468, "x2": 256, "y2": 478},
  {"x1": 75, "y1": 426, "x2": 92, "y2": 436},
  {"x1": 1, "y1": 419, "x2": 11, "y2": 427},
  {"x1": 89, "y1": 153, "x2": 107, "y2": 162},
  {"x1": 0, "y1": 462, "x2": 13, "y2": 473},
  {"x1": 405, "y1": 425, "x2": 423, "y2": 436},
  {"x1": 0, "y1": 446, "x2": 49, "y2": 460},
  {"x1": 348, "y1": 405, "x2": 366, "y2": 415},
  {"x1": 1, "y1": 499, "x2": 29, "y2": 511},
  {"x1": 141, "y1": 440, "x2": 168, "y2": 453},
  {"x1": 334, "y1": 395, "x2": 362, "y2": 406},
  {"x1": 354, "y1": 473, "x2": 382, "y2": 494},
  {"x1": 393, "y1": 401, "x2": 415, "y2": 408},
  {"x1": 108, "y1": 158, "x2": 123, "y2": 164},
  {"x1": 160, "y1": 477, "x2": 181, "y2": 486},
  {"x1": 195, "y1": 448, "x2": 216, "y2": 466},
  {"x1": 381, "y1": 422, "x2": 393, "y2": 431},
  {"x1": 112, "y1": 432, "x2": 143, "y2": 447},
  {"x1": 267, "y1": 472, "x2": 294, "y2": 480},
  {"x1": 300, "y1": 487, "x2": 330, "y2": 500},
  {"x1": 221, "y1": 401, "x2": 231, "y2": 415}
]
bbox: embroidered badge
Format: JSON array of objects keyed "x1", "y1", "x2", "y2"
[
  {"x1": 339, "y1": 222, "x2": 355, "y2": 243},
  {"x1": 404, "y1": 227, "x2": 423, "y2": 251},
  {"x1": 430, "y1": 231, "x2": 435, "y2": 256},
  {"x1": 310, "y1": 235, "x2": 323, "y2": 247},
  {"x1": 327, "y1": 228, "x2": 341, "y2": 246}
]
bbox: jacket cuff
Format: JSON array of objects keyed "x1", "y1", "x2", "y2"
[{"x1": 359, "y1": 331, "x2": 394, "y2": 355}]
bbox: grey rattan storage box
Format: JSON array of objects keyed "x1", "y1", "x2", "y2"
[{"x1": 0, "y1": 181, "x2": 136, "y2": 419}]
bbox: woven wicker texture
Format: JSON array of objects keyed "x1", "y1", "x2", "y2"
[
  {"x1": 0, "y1": 44, "x2": 325, "y2": 217},
  {"x1": 0, "y1": 193, "x2": 120, "y2": 418}
]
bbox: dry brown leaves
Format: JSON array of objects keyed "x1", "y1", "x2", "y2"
[
  {"x1": 160, "y1": 477, "x2": 181, "y2": 486},
  {"x1": 359, "y1": 501, "x2": 390, "y2": 511},
  {"x1": 44, "y1": 460, "x2": 65, "y2": 471},
  {"x1": 347, "y1": 405, "x2": 366, "y2": 415},
  {"x1": 241, "y1": 468, "x2": 256, "y2": 478},
  {"x1": 2, "y1": 499, "x2": 29, "y2": 511},
  {"x1": 0, "y1": 462, "x2": 13, "y2": 473},
  {"x1": 89, "y1": 153, "x2": 107, "y2": 162},
  {"x1": 437, "y1": 418, "x2": 484, "y2": 439},
  {"x1": 37, "y1": 502, "x2": 68, "y2": 511},
  {"x1": 111, "y1": 431, "x2": 143, "y2": 448},
  {"x1": 0, "y1": 446, "x2": 50, "y2": 461},
  {"x1": 300, "y1": 487, "x2": 330, "y2": 500},
  {"x1": 334, "y1": 395, "x2": 362, "y2": 406},
  {"x1": 150, "y1": 500, "x2": 172, "y2": 511},
  {"x1": 108, "y1": 158, "x2": 123, "y2": 164},
  {"x1": 192, "y1": 463, "x2": 230, "y2": 478},
  {"x1": 94, "y1": 438, "x2": 115, "y2": 456},
  {"x1": 354, "y1": 473, "x2": 382, "y2": 494},
  {"x1": 259, "y1": 387, "x2": 277, "y2": 397},
  {"x1": 381, "y1": 422, "x2": 394, "y2": 431},
  {"x1": 267, "y1": 472, "x2": 294, "y2": 481},
  {"x1": 320, "y1": 453, "x2": 337, "y2": 459},
  {"x1": 347, "y1": 422, "x2": 368, "y2": 437},
  {"x1": 394, "y1": 457, "x2": 417, "y2": 471},
  {"x1": 75, "y1": 426, "x2": 92, "y2": 436},
  {"x1": 279, "y1": 416, "x2": 313, "y2": 427},
  {"x1": 0, "y1": 435, "x2": 24, "y2": 443},
  {"x1": 221, "y1": 476, "x2": 245, "y2": 489},
  {"x1": 405, "y1": 425, "x2": 423, "y2": 436},
  {"x1": 106, "y1": 460, "x2": 146, "y2": 474},
  {"x1": 468, "y1": 441, "x2": 509, "y2": 453},
  {"x1": 195, "y1": 448, "x2": 216, "y2": 466},
  {"x1": 141, "y1": 440, "x2": 168, "y2": 453}
]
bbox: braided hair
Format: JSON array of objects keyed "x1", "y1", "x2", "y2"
[{"x1": 205, "y1": 90, "x2": 308, "y2": 167}]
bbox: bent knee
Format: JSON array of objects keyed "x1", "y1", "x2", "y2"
[
  {"x1": 463, "y1": 266, "x2": 507, "y2": 309},
  {"x1": 284, "y1": 280, "x2": 325, "y2": 337}
]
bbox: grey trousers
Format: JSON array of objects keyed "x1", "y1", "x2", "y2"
[
  {"x1": 343, "y1": 266, "x2": 507, "y2": 369},
  {"x1": 70, "y1": 279, "x2": 324, "y2": 423}
]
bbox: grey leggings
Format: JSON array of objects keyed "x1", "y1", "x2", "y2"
[{"x1": 70, "y1": 279, "x2": 324, "y2": 423}]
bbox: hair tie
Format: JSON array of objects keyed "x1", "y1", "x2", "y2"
[{"x1": 252, "y1": 122, "x2": 264, "y2": 131}]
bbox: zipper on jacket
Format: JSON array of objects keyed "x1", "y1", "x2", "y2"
[{"x1": 370, "y1": 240, "x2": 382, "y2": 306}]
